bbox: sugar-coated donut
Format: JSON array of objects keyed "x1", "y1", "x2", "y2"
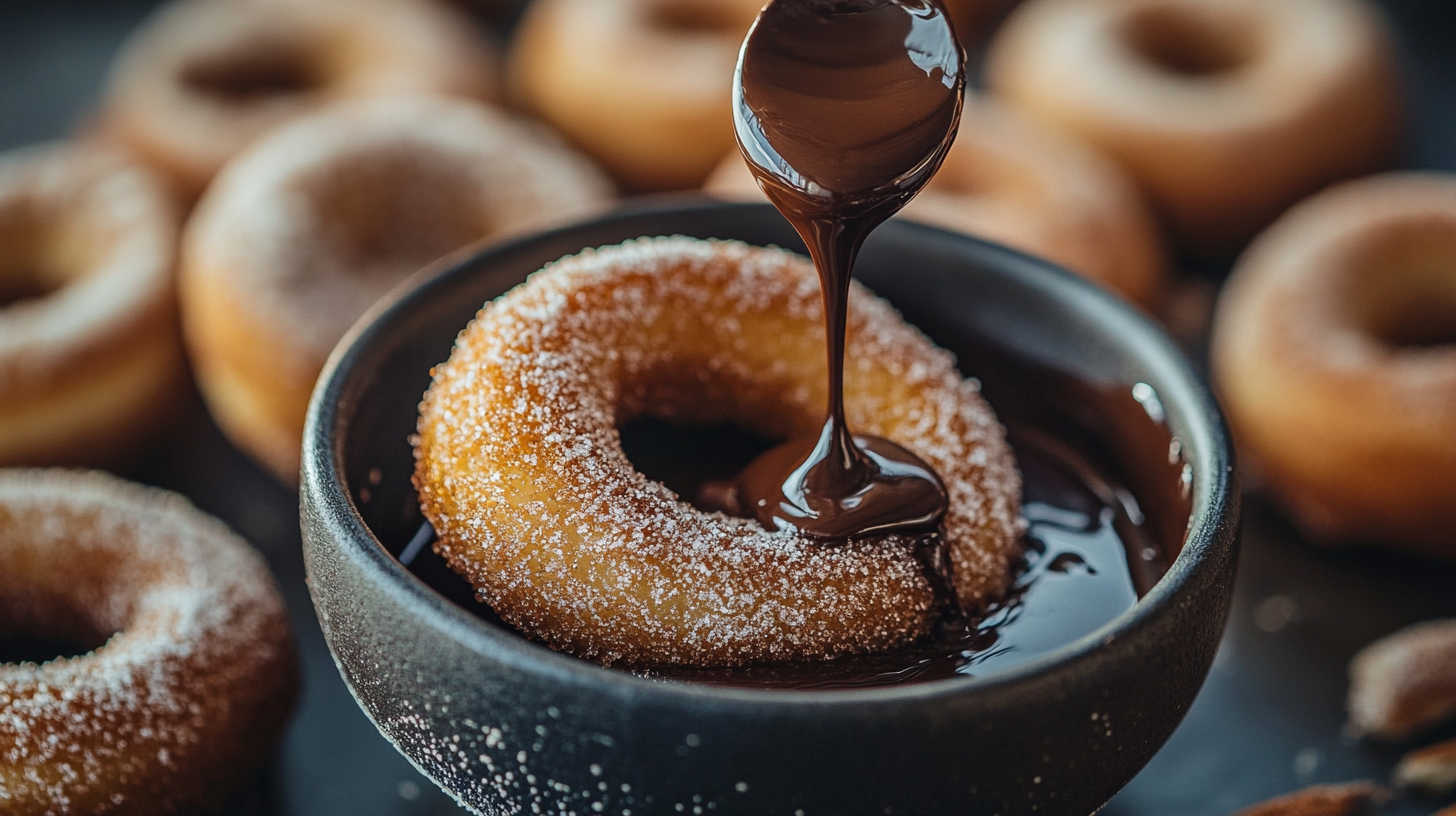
[
  {"x1": 1211, "y1": 173, "x2": 1456, "y2": 557},
  {"x1": 0, "y1": 143, "x2": 186, "y2": 467},
  {"x1": 509, "y1": 0, "x2": 765, "y2": 192},
  {"x1": 414, "y1": 237, "x2": 1023, "y2": 668},
  {"x1": 707, "y1": 96, "x2": 1167, "y2": 309},
  {"x1": 0, "y1": 469, "x2": 296, "y2": 815},
  {"x1": 986, "y1": 0, "x2": 1402, "y2": 253},
  {"x1": 182, "y1": 95, "x2": 614, "y2": 483},
  {"x1": 101, "y1": 0, "x2": 500, "y2": 199}
]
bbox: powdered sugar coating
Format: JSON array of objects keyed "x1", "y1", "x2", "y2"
[
  {"x1": 1211, "y1": 172, "x2": 1456, "y2": 552},
  {"x1": 0, "y1": 142, "x2": 185, "y2": 465},
  {"x1": 102, "y1": 0, "x2": 500, "y2": 194},
  {"x1": 182, "y1": 94, "x2": 615, "y2": 482},
  {"x1": 186, "y1": 94, "x2": 615, "y2": 368},
  {"x1": 414, "y1": 237, "x2": 1022, "y2": 668},
  {"x1": 0, "y1": 470, "x2": 296, "y2": 815}
]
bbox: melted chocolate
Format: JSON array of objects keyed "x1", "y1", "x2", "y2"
[
  {"x1": 647, "y1": 423, "x2": 1175, "y2": 689},
  {"x1": 393, "y1": 370, "x2": 1192, "y2": 691},
  {"x1": 731, "y1": 0, "x2": 965, "y2": 541}
]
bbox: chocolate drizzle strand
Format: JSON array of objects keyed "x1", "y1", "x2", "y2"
[{"x1": 731, "y1": 0, "x2": 965, "y2": 542}]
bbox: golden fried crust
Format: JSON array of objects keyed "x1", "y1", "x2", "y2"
[
  {"x1": 0, "y1": 470, "x2": 297, "y2": 815},
  {"x1": 415, "y1": 237, "x2": 1023, "y2": 668},
  {"x1": 0, "y1": 143, "x2": 186, "y2": 467},
  {"x1": 99, "y1": 0, "x2": 501, "y2": 198},
  {"x1": 181, "y1": 95, "x2": 615, "y2": 483},
  {"x1": 987, "y1": 0, "x2": 1401, "y2": 253},
  {"x1": 508, "y1": 0, "x2": 765, "y2": 192},
  {"x1": 1212, "y1": 173, "x2": 1456, "y2": 555}
]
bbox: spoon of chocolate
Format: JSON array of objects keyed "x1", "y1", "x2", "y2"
[{"x1": 730, "y1": 0, "x2": 967, "y2": 540}]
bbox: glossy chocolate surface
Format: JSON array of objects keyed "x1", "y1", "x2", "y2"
[
  {"x1": 732, "y1": 0, "x2": 964, "y2": 540},
  {"x1": 650, "y1": 422, "x2": 1177, "y2": 689}
]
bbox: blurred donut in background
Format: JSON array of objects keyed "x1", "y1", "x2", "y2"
[
  {"x1": 1211, "y1": 172, "x2": 1456, "y2": 558},
  {"x1": 179, "y1": 95, "x2": 614, "y2": 483},
  {"x1": 986, "y1": 0, "x2": 1403, "y2": 255},
  {"x1": 99, "y1": 0, "x2": 501, "y2": 200},
  {"x1": 707, "y1": 96, "x2": 1167, "y2": 310},
  {"x1": 0, "y1": 143, "x2": 186, "y2": 467},
  {"x1": 509, "y1": 0, "x2": 764, "y2": 192}
]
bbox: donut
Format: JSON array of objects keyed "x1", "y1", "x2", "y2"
[
  {"x1": 182, "y1": 95, "x2": 614, "y2": 483},
  {"x1": 0, "y1": 469, "x2": 296, "y2": 815},
  {"x1": 508, "y1": 0, "x2": 765, "y2": 192},
  {"x1": 100, "y1": 0, "x2": 500, "y2": 199},
  {"x1": 414, "y1": 237, "x2": 1023, "y2": 668},
  {"x1": 707, "y1": 96, "x2": 1167, "y2": 309},
  {"x1": 1211, "y1": 173, "x2": 1456, "y2": 556},
  {"x1": 986, "y1": 0, "x2": 1402, "y2": 253},
  {"x1": 0, "y1": 142, "x2": 186, "y2": 467}
]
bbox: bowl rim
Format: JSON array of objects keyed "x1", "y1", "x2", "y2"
[{"x1": 301, "y1": 197, "x2": 1239, "y2": 709}]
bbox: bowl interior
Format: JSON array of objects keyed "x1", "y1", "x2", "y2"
[{"x1": 320, "y1": 199, "x2": 1230, "y2": 690}]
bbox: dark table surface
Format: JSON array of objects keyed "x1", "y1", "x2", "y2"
[{"x1": 3, "y1": 2, "x2": 1455, "y2": 814}]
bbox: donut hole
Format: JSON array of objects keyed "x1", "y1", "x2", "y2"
[
  {"x1": 1351, "y1": 239, "x2": 1456, "y2": 350},
  {"x1": 1121, "y1": 4, "x2": 1258, "y2": 77},
  {"x1": 646, "y1": 0, "x2": 755, "y2": 36},
  {"x1": 181, "y1": 44, "x2": 321, "y2": 102},
  {"x1": 0, "y1": 633, "x2": 104, "y2": 664},
  {"x1": 1371, "y1": 306, "x2": 1456, "y2": 349},
  {"x1": 0, "y1": 211, "x2": 77, "y2": 308},
  {"x1": 618, "y1": 417, "x2": 776, "y2": 513},
  {"x1": 0, "y1": 271, "x2": 62, "y2": 309},
  {"x1": 0, "y1": 591, "x2": 117, "y2": 665},
  {"x1": 309, "y1": 151, "x2": 490, "y2": 275}
]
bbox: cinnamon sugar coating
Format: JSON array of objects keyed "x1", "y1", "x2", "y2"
[
  {"x1": 1212, "y1": 173, "x2": 1456, "y2": 556},
  {"x1": 414, "y1": 237, "x2": 1023, "y2": 668},
  {"x1": 182, "y1": 94, "x2": 614, "y2": 484},
  {"x1": 0, "y1": 143, "x2": 186, "y2": 467},
  {"x1": 101, "y1": 0, "x2": 500, "y2": 198},
  {"x1": 0, "y1": 470, "x2": 297, "y2": 815}
]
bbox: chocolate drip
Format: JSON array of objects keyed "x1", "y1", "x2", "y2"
[{"x1": 731, "y1": 0, "x2": 965, "y2": 542}]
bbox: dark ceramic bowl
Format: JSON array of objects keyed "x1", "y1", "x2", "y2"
[{"x1": 300, "y1": 200, "x2": 1239, "y2": 816}]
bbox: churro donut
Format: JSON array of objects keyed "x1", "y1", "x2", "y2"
[
  {"x1": 708, "y1": 96, "x2": 1166, "y2": 308},
  {"x1": 0, "y1": 143, "x2": 185, "y2": 466},
  {"x1": 182, "y1": 95, "x2": 614, "y2": 483},
  {"x1": 0, "y1": 469, "x2": 296, "y2": 815},
  {"x1": 101, "y1": 0, "x2": 499, "y2": 199},
  {"x1": 414, "y1": 237, "x2": 1023, "y2": 667},
  {"x1": 986, "y1": 0, "x2": 1402, "y2": 253},
  {"x1": 509, "y1": 0, "x2": 765, "y2": 191},
  {"x1": 1211, "y1": 173, "x2": 1456, "y2": 556}
]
